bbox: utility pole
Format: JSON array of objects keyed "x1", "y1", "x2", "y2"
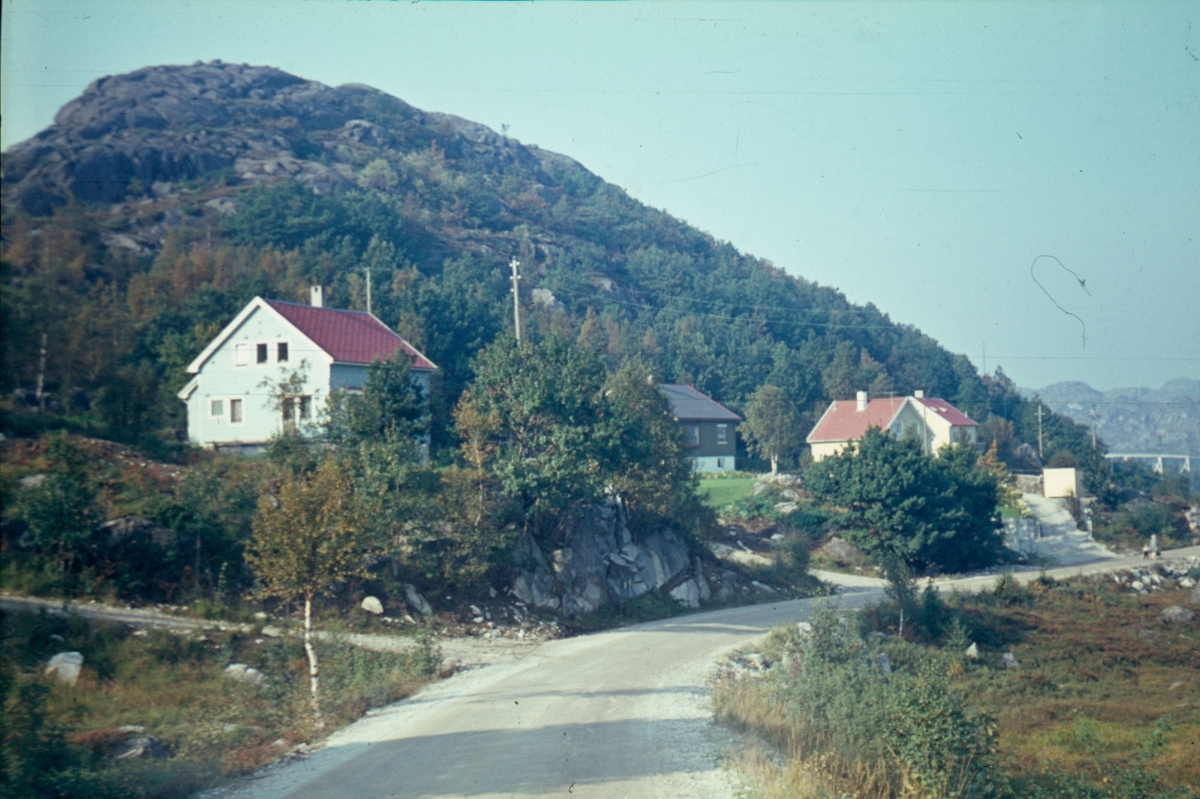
[
  {"x1": 35, "y1": 332, "x2": 47, "y2": 411},
  {"x1": 361, "y1": 266, "x2": 374, "y2": 316},
  {"x1": 1037, "y1": 403, "x2": 1044, "y2": 460},
  {"x1": 509, "y1": 257, "x2": 522, "y2": 343},
  {"x1": 981, "y1": 342, "x2": 986, "y2": 377},
  {"x1": 1089, "y1": 405, "x2": 1099, "y2": 450}
]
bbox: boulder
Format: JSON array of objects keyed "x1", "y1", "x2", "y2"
[
  {"x1": 819, "y1": 536, "x2": 862, "y2": 562},
  {"x1": 112, "y1": 735, "x2": 169, "y2": 762},
  {"x1": 404, "y1": 584, "x2": 434, "y2": 617},
  {"x1": 1001, "y1": 652, "x2": 1020, "y2": 670},
  {"x1": 511, "y1": 499, "x2": 696, "y2": 617},
  {"x1": 223, "y1": 663, "x2": 266, "y2": 685},
  {"x1": 965, "y1": 642, "x2": 980, "y2": 660},
  {"x1": 360, "y1": 596, "x2": 384, "y2": 615},
  {"x1": 1159, "y1": 605, "x2": 1196, "y2": 624},
  {"x1": 669, "y1": 578, "x2": 702, "y2": 608},
  {"x1": 45, "y1": 652, "x2": 84, "y2": 686}
]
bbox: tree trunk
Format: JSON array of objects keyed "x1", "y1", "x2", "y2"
[
  {"x1": 770, "y1": 454, "x2": 778, "y2": 475},
  {"x1": 303, "y1": 593, "x2": 323, "y2": 728}
]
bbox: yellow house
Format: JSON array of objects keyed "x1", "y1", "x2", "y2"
[{"x1": 807, "y1": 391, "x2": 978, "y2": 462}]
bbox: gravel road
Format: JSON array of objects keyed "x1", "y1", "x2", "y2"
[{"x1": 205, "y1": 589, "x2": 880, "y2": 799}]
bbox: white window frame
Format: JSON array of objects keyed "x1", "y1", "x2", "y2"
[
  {"x1": 210, "y1": 399, "x2": 224, "y2": 418},
  {"x1": 229, "y1": 397, "x2": 244, "y2": 425},
  {"x1": 235, "y1": 344, "x2": 250, "y2": 366},
  {"x1": 684, "y1": 424, "x2": 701, "y2": 448},
  {"x1": 716, "y1": 424, "x2": 728, "y2": 445},
  {"x1": 276, "y1": 340, "x2": 290, "y2": 363},
  {"x1": 256, "y1": 342, "x2": 269, "y2": 364}
]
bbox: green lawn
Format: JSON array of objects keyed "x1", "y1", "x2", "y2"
[{"x1": 698, "y1": 477, "x2": 757, "y2": 509}]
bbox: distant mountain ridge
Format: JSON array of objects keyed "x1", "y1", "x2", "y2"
[{"x1": 1024, "y1": 380, "x2": 1200, "y2": 457}]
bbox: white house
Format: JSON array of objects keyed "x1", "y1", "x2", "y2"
[
  {"x1": 177, "y1": 287, "x2": 436, "y2": 452},
  {"x1": 807, "y1": 390, "x2": 978, "y2": 462}
]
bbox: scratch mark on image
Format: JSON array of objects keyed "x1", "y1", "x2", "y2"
[
  {"x1": 663, "y1": 163, "x2": 757, "y2": 184},
  {"x1": 1030, "y1": 254, "x2": 1089, "y2": 347}
]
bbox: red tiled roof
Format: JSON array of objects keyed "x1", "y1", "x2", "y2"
[
  {"x1": 913, "y1": 397, "x2": 977, "y2": 427},
  {"x1": 807, "y1": 397, "x2": 905, "y2": 443},
  {"x1": 266, "y1": 301, "x2": 436, "y2": 370}
]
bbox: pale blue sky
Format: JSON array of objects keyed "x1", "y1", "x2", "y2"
[{"x1": 3, "y1": 0, "x2": 1198, "y2": 391}]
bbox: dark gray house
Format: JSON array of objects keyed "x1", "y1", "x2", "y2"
[{"x1": 659, "y1": 384, "x2": 742, "y2": 472}]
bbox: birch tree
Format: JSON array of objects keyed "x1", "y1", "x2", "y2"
[{"x1": 248, "y1": 456, "x2": 371, "y2": 726}]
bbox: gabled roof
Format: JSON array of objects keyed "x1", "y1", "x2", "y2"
[
  {"x1": 659, "y1": 384, "x2": 742, "y2": 422},
  {"x1": 912, "y1": 396, "x2": 978, "y2": 427},
  {"x1": 265, "y1": 301, "x2": 436, "y2": 370},
  {"x1": 806, "y1": 397, "x2": 905, "y2": 444},
  {"x1": 806, "y1": 395, "x2": 976, "y2": 443},
  {"x1": 184, "y1": 297, "x2": 436, "y2": 374}
]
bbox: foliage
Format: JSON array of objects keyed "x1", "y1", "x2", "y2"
[
  {"x1": 740, "y1": 384, "x2": 805, "y2": 474},
  {"x1": 247, "y1": 454, "x2": 375, "y2": 721},
  {"x1": 324, "y1": 354, "x2": 427, "y2": 456},
  {"x1": 770, "y1": 603, "x2": 999, "y2": 796},
  {"x1": 805, "y1": 428, "x2": 1005, "y2": 574},
  {"x1": 456, "y1": 334, "x2": 610, "y2": 545},
  {"x1": 14, "y1": 434, "x2": 102, "y2": 592},
  {"x1": 248, "y1": 455, "x2": 374, "y2": 606},
  {"x1": 0, "y1": 608, "x2": 439, "y2": 799}
]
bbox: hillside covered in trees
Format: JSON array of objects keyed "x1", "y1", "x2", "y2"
[{"x1": 1, "y1": 61, "x2": 1104, "y2": 483}]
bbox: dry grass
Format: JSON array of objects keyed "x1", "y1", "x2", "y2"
[
  {"x1": 715, "y1": 678, "x2": 895, "y2": 799},
  {"x1": 715, "y1": 575, "x2": 1199, "y2": 798},
  {"x1": 1, "y1": 609, "x2": 440, "y2": 798},
  {"x1": 960, "y1": 578, "x2": 1200, "y2": 792}
]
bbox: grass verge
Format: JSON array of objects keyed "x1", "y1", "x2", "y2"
[
  {"x1": 714, "y1": 574, "x2": 1199, "y2": 798},
  {"x1": 1, "y1": 608, "x2": 441, "y2": 799}
]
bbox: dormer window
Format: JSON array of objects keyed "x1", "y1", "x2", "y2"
[{"x1": 277, "y1": 342, "x2": 289, "y2": 363}]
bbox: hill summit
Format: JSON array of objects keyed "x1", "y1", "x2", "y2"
[{"x1": 2, "y1": 61, "x2": 1102, "y2": 480}]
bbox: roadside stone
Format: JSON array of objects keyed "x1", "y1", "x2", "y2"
[
  {"x1": 1178, "y1": 577, "x2": 1196, "y2": 589},
  {"x1": 1159, "y1": 605, "x2": 1196, "y2": 624},
  {"x1": 819, "y1": 536, "x2": 861, "y2": 561},
  {"x1": 224, "y1": 663, "x2": 266, "y2": 685},
  {"x1": 669, "y1": 578, "x2": 702, "y2": 608},
  {"x1": 1002, "y1": 652, "x2": 1020, "y2": 669},
  {"x1": 360, "y1": 596, "x2": 384, "y2": 615},
  {"x1": 774, "y1": 502, "x2": 798, "y2": 515},
  {"x1": 404, "y1": 584, "x2": 434, "y2": 616},
  {"x1": 965, "y1": 642, "x2": 980, "y2": 659},
  {"x1": 260, "y1": 625, "x2": 284, "y2": 637},
  {"x1": 113, "y1": 735, "x2": 169, "y2": 762},
  {"x1": 45, "y1": 652, "x2": 84, "y2": 686}
]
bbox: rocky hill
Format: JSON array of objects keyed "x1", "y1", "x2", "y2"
[
  {"x1": 2, "y1": 61, "x2": 1102, "y2": 477},
  {"x1": 1026, "y1": 379, "x2": 1200, "y2": 458}
]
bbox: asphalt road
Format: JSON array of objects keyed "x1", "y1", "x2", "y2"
[{"x1": 210, "y1": 590, "x2": 880, "y2": 799}]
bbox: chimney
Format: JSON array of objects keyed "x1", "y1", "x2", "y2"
[
  {"x1": 856, "y1": 391, "x2": 868, "y2": 411},
  {"x1": 914, "y1": 390, "x2": 924, "y2": 399},
  {"x1": 310, "y1": 286, "x2": 324, "y2": 308}
]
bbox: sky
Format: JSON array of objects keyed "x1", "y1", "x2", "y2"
[{"x1": 3, "y1": 0, "x2": 1198, "y2": 392}]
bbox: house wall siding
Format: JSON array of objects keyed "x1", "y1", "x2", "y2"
[
  {"x1": 185, "y1": 306, "x2": 330, "y2": 448},
  {"x1": 682, "y1": 420, "x2": 737, "y2": 471}
]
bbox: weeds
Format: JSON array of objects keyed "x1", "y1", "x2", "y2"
[
  {"x1": 0, "y1": 608, "x2": 441, "y2": 798},
  {"x1": 717, "y1": 575, "x2": 1200, "y2": 798}
]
